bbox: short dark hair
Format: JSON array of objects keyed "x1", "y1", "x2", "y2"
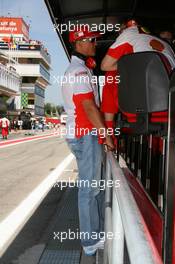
[{"x1": 119, "y1": 17, "x2": 143, "y2": 27}]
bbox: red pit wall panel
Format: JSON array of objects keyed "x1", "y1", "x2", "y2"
[{"x1": 123, "y1": 168, "x2": 163, "y2": 257}]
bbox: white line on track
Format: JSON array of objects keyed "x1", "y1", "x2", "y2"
[
  {"x1": 0, "y1": 153, "x2": 74, "y2": 257},
  {"x1": 0, "y1": 133, "x2": 62, "y2": 149}
]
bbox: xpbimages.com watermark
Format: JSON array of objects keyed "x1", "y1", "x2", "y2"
[
  {"x1": 53, "y1": 178, "x2": 120, "y2": 191},
  {"x1": 58, "y1": 126, "x2": 121, "y2": 138},
  {"x1": 53, "y1": 229, "x2": 122, "y2": 242},
  {"x1": 53, "y1": 74, "x2": 120, "y2": 86},
  {"x1": 53, "y1": 126, "x2": 121, "y2": 139},
  {"x1": 54, "y1": 21, "x2": 121, "y2": 35}
]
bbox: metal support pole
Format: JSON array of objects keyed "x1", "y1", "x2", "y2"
[
  {"x1": 112, "y1": 187, "x2": 124, "y2": 264},
  {"x1": 103, "y1": 156, "x2": 112, "y2": 264},
  {"x1": 146, "y1": 134, "x2": 152, "y2": 191},
  {"x1": 131, "y1": 136, "x2": 136, "y2": 171},
  {"x1": 137, "y1": 135, "x2": 143, "y2": 180},
  {"x1": 158, "y1": 138, "x2": 166, "y2": 211}
]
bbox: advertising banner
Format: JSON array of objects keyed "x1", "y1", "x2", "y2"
[{"x1": 0, "y1": 17, "x2": 29, "y2": 41}]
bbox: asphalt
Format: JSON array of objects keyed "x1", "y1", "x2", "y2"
[
  {"x1": 0, "y1": 129, "x2": 107, "y2": 264},
  {"x1": 0, "y1": 133, "x2": 79, "y2": 264},
  {"x1": 0, "y1": 134, "x2": 75, "y2": 222}
]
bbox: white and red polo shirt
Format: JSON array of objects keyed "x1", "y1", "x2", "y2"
[
  {"x1": 101, "y1": 26, "x2": 175, "y2": 114},
  {"x1": 0, "y1": 117, "x2": 10, "y2": 128},
  {"x1": 108, "y1": 26, "x2": 175, "y2": 67},
  {"x1": 62, "y1": 55, "x2": 99, "y2": 138}
]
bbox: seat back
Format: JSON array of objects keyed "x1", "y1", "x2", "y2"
[{"x1": 118, "y1": 52, "x2": 170, "y2": 114}]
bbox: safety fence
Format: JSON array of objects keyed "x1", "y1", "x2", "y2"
[{"x1": 103, "y1": 152, "x2": 163, "y2": 264}]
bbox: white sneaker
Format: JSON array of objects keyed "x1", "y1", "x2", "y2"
[{"x1": 83, "y1": 239, "x2": 105, "y2": 256}]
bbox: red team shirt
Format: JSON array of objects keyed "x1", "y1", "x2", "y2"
[{"x1": 101, "y1": 26, "x2": 175, "y2": 115}]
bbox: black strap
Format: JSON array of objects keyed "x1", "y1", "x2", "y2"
[{"x1": 72, "y1": 51, "x2": 87, "y2": 61}]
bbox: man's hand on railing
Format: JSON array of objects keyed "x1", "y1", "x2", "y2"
[{"x1": 104, "y1": 135, "x2": 115, "y2": 151}]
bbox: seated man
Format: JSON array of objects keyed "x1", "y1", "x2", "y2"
[{"x1": 100, "y1": 19, "x2": 175, "y2": 130}]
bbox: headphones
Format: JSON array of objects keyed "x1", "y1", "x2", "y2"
[{"x1": 72, "y1": 51, "x2": 96, "y2": 69}]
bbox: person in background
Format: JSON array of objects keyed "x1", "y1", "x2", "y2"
[
  {"x1": 35, "y1": 119, "x2": 39, "y2": 133},
  {"x1": 100, "y1": 19, "x2": 175, "y2": 131},
  {"x1": 159, "y1": 29, "x2": 175, "y2": 51},
  {"x1": 31, "y1": 119, "x2": 36, "y2": 135},
  {"x1": 13, "y1": 119, "x2": 18, "y2": 131},
  {"x1": 41, "y1": 118, "x2": 45, "y2": 132},
  {"x1": 0, "y1": 115, "x2": 10, "y2": 139},
  {"x1": 159, "y1": 30, "x2": 173, "y2": 44},
  {"x1": 18, "y1": 119, "x2": 23, "y2": 130}
]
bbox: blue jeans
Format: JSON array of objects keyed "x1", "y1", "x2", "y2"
[{"x1": 66, "y1": 134, "x2": 104, "y2": 246}]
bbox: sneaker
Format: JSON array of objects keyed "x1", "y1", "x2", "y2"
[{"x1": 83, "y1": 239, "x2": 105, "y2": 256}]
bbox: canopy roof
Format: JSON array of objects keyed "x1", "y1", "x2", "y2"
[{"x1": 44, "y1": 0, "x2": 175, "y2": 58}]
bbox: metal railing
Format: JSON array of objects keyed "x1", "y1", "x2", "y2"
[{"x1": 103, "y1": 152, "x2": 163, "y2": 264}]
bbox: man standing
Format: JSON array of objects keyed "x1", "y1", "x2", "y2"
[
  {"x1": 0, "y1": 115, "x2": 10, "y2": 139},
  {"x1": 62, "y1": 26, "x2": 114, "y2": 256}
]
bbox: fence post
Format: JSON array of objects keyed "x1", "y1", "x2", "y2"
[
  {"x1": 112, "y1": 187, "x2": 124, "y2": 264},
  {"x1": 103, "y1": 156, "x2": 112, "y2": 264}
]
